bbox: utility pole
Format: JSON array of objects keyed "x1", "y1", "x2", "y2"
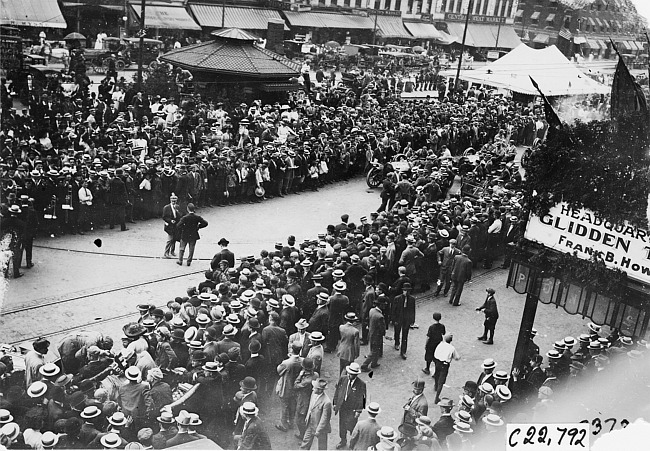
[
  {"x1": 645, "y1": 31, "x2": 650, "y2": 84},
  {"x1": 222, "y1": 0, "x2": 226, "y2": 28},
  {"x1": 137, "y1": 0, "x2": 146, "y2": 89},
  {"x1": 372, "y1": 10, "x2": 378, "y2": 46},
  {"x1": 454, "y1": 0, "x2": 474, "y2": 91}
]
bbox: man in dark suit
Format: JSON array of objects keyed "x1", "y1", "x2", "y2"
[
  {"x1": 211, "y1": 237, "x2": 235, "y2": 269},
  {"x1": 175, "y1": 203, "x2": 208, "y2": 266},
  {"x1": 501, "y1": 215, "x2": 522, "y2": 269},
  {"x1": 308, "y1": 293, "x2": 330, "y2": 337},
  {"x1": 476, "y1": 288, "x2": 499, "y2": 345},
  {"x1": 337, "y1": 313, "x2": 360, "y2": 375},
  {"x1": 392, "y1": 282, "x2": 416, "y2": 360},
  {"x1": 431, "y1": 398, "x2": 455, "y2": 447},
  {"x1": 448, "y1": 245, "x2": 473, "y2": 306},
  {"x1": 327, "y1": 282, "x2": 350, "y2": 353},
  {"x1": 361, "y1": 297, "x2": 386, "y2": 371},
  {"x1": 108, "y1": 169, "x2": 129, "y2": 231},
  {"x1": 333, "y1": 362, "x2": 366, "y2": 449},
  {"x1": 401, "y1": 378, "x2": 428, "y2": 428},
  {"x1": 161, "y1": 193, "x2": 180, "y2": 258},
  {"x1": 235, "y1": 402, "x2": 272, "y2": 450},
  {"x1": 165, "y1": 411, "x2": 199, "y2": 448}
]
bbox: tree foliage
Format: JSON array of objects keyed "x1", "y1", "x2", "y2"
[{"x1": 523, "y1": 114, "x2": 650, "y2": 228}]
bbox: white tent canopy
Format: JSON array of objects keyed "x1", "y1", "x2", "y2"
[{"x1": 459, "y1": 44, "x2": 609, "y2": 96}]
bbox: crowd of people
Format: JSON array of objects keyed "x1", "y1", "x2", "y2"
[{"x1": 2, "y1": 196, "x2": 649, "y2": 450}]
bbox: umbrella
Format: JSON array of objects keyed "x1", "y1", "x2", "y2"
[
  {"x1": 324, "y1": 40, "x2": 340, "y2": 49},
  {"x1": 64, "y1": 32, "x2": 86, "y2": 41},
  {"x1": 412, "y1": 45, "x2": 425, "y2": 53}
]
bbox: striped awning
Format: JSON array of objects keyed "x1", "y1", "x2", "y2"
[
  {"x1": 283, "y1": 11, "x2": 375, "y2": 29},
  {"x1": 189, "y1": 5, "x2": 289, "y2": 31},
  {"x1": 515, "y1": 10, "x2": 523, "y2": 18},
  {"x1": 0, "y1": 0, "x2": 66, "y2": 28},
  {"x1": 374, "y1": 14, "x2": 412, "y2": 39},
  {"x1": 584, "y1": 39, "x2": 601, "y2": 49},
  {"x1": 129, "y1": 3, "x2": 201, "y2": 30},
  {"x1": 403, "y1": 22, "x2": 442, "y2": 40}
]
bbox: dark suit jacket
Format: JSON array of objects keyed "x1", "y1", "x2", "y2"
[
  {"x1": 450, "y1": 254, "x2": 472, "y2": 282},
  {"x1": 162, "y1": 203, "x2": 180, "y2": 235},
  {"x1": 367, "y1": 308, "x2": 385, "y2": 339},
  {"x1": 308, "y1": 306, "x2": 329, "y2": 335},
  {"x1": 166, "y1": 431, "x2": 199, "y2": 448},
  {"x1": 176, "y1": 212, "x2": 208, "y2": 242},
  {"x1": 333, "y1": 375, "x2": 366, "y2": 414},
  {"x1": 211, "y1": 248, "x2": 235, "y2": 269},
  {"x1": 432, "y1": 414, "x2": 455, "y2": 444},
  {"x1": 238, "y1": 416, "x2": 272, "y2": 450},
  {"x1": 392, "y1": 293, "x2": 416, "y2": 324}
]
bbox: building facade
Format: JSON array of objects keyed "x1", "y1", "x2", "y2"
[{"x1": 514, "y1": 0, "x2": 647, "y2": 58}]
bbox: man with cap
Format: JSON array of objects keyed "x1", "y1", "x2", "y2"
[
  {"x1": 25, "y1": 338, "x2": 50, "y2": 387},
  {"x1": 448, "y1": 245, "x2": 473, "y2": 306},
  {"x1": 434, "y1": 238, "x2": 459, "y2": 297},
  {"x1": 152, "y1": 411, "x2": 178, "y2": 449},
  {"x1": 476, "y1": 288, "x2": 499, "y2": 345},
  {"x1": 433, "y1": 334, "x2": 461, "y2": 404},
  {"x1": 392, "y1": 282, "x2": 416, "y2": 360},
  {"x1": 235, "y1": 402, "x2": 271, "y2": 450},
  {"x1": 333, "y1": 362, "x2": 367, "y2": 449},
  {"x1": 337, "y1": 312, "x2": 361, "y2": 375},
  {"x1": 401, "y1": 378, "x2": 428, "y2": 428},
  {"x1": 361, "y1": 295, "x2": 386, "y2": 372},
  {"x1": 275, "y1": 342, "x2": 304, "y2": 432},
  {"x1": 175, "y1": 203, "x2": 208, "y2": 266},
  {"x1": 300, "y1": 378, "x2": 332, "y2": 450},
  {"x1": 349, "y1": 402, "x2": 381, "y2": 451},
  {"x1": 432, "y1": 398, "x2": 455, "y2": 446},
  {"x1": 162, "y1": 193, "x2": 180, "y2": 258}
]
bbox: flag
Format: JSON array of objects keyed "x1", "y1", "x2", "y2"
[
  {"x1": 529, "y1": 76, "x2": 562, "y2": 130},
  {"x1": 610, "y1": 39, "x2": 648, "y2": 119}
]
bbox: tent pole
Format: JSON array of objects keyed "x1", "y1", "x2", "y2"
[{"x1": 454, "y1": 0, "x2": 474, "y2": 91}]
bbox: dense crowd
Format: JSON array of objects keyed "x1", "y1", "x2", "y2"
[{"x1": 2, "y1": 195, "x2": 649, "y2": 450}]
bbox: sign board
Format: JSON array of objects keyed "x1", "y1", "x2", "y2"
[
  {"x1": 524, "y1": 202, "x2": 650, "y2": 285},
  {"x1": 487, "y1": 50, "x2": 500, "y2": 59},
  {"x1": 445, "y1": 13, "x2": 507, "y2": 24}
]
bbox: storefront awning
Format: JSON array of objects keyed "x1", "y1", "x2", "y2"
[
  {"x1": 594, "y1": 17, "x2": 603, "y2": 28},
  {"x1": 373, "y1": 14, "x2": 412, "y2": 39},
  {"x1": 595, "y1": 39, "x2": 608, "y2": 50},
  {"x1": 546, "y1": 14, "x2": 556, "y2": 22},
  {"x1": 130, "y1": 3, "x2": 201, "y2": 30},
  {"x1": 601, "y1": 19, "x2": 610, "y2": 30},
  {"x1": 283, "y1": 11, "x2": 374, "y2": 29},
  {"x1": 616, "y1": 41, "x2": 631, "y2": 51},
  {"x1": 445, "y1": 22, "x2": 521, "y2": 49},
  {"x1": 530, "y1": 11, "x2": 540, "y2": 20},
  {"x1": 0, "y1": 0, "x2": 66, "y2": 28},
  {"x1": 515, "y1": 10, "x2": 523, "y2": 18},
  {"x1": 403, "y1": 22, "x2": 441, "y2": 40},
  {"x1": 584, "y1": 39, "x2": 601, "y2": 49},
  {"x1": 189, "y1": 5, "x2": 288, "y2": 31},
  {"x1": 533, "y1": 33, "x2": 550, "y2": 44},
  {"x1": 587, "y1": 17, "x2": 596, "y2": 26},
  {"x1": 573, "y1": 36, "x2": 587, "y2": 44}
]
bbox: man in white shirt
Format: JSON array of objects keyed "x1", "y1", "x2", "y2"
[
  {"x1": 433, "y1": 334, "x2": 461, "y2": 404},
  {"x1": 485, "y1": 215, "x2": 503, "y2": 269}
]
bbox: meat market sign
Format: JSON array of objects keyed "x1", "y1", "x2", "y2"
[{"x1": 524, "y1": 203, "x2": 650, "y2": 284}]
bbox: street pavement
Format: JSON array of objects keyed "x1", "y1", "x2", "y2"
[{"x1": 0, "y1": 176, "x2": 599, "y2": 449}]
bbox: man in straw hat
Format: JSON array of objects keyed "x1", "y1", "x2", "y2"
[
  {"x1": 333, "y1": 362, "x2": 366, "y2": 449},
  {"x1": 235, "y1": 402, "x2": 271, "y2": 450},
  {"x1": 349, "y1": 402, "x2": 382, "y2": 451},
  {"x1": 165, "y1": 410, "x2": 198, "y2": 448}
]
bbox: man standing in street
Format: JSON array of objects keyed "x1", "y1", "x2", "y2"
[
  {"x1": 401, "y1": 378, "x2": 428, "y2": 428},
  {"x1": 422, "y1": 312, "x2": 445, "y2": 376},
  {"x1": 234, "y1": 402, "x2": 272, "y2": 450},
  {"x1": 434, "y1": 237, "x2": 459, "y2": 297},
  {"x1": 327, "y1": 281, "x2": 349, "y2": 353},
  {"x1": 348, "y1": 402, "x2": 381, "y2": 451},
  {"x1": 392, "y1": 282, "x2": 416, "y2": 360},
  {"x1": 337, "y1": 313, "x2": 360, "y2": 375},
  {"x1": 433, "y1": 334, "x2": 461, "y2": 404},
  {"x1": 476, "y1": 288, "x2": 499, "y2": 345},
  {"x1": 275, "y1": 342, "x2": 303, "y2": 432},
  {"x1": 448, "y1": 245, "x2": 472, "y2": 306},
  {"x1": 361, "y1": 297, "x2": 386, "y2": 372},
  {"x1": 176, "y1": 203, "x2": 208, "y2": 267},
  {"x1": 211, "y1": 237, "x2": 235, "y2": 269},
  {"x1": 300, "y1": 378, "x2": 332, "y2": 450},
  {"x1": 162, "y1": 193, "x2": 179, "y2": 258},
  {"x1": 109, "y1": 168, "x2": 129, "y2": 231},
  {"x1": 333, "y1": 362, "x2": 366, "y2": 449}
]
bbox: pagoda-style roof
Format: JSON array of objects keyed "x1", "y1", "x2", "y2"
[{"x1": 160, "y1": 28, "x2": 300, "y2": 78}]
